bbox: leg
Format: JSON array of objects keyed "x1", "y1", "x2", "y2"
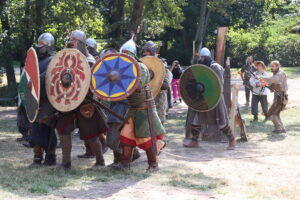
[
  {"x1": 106, "y1": 123, "x2": 123, "y2": 166},
  {"x1": 145, "y1": 147, "x2": 159, "y2": 172},
  {"x1": 44, "y1": 127, "x2": 57, "y2": 166},
  {"x1": 56, "y1": 115, "x2": 76, "y2": 169},
  {"x1": 172, "y1": 79, "x2": 178, "y2": 100},
  {"x1": 220, "y1": 125, "x2": 236, "y2": 150},
  {"x1": 270, "y1": 114, "x2": 283, "y2": 133},
  {"x1": 77, "y1": 140, "x2": 94, "y2": 158},
  {"x1": 59, "y1": 134, "x2": 72, "y2": 169},
  {"x1": 176, "y1": 80, "x2": 181, "y2": 101},
  {"x1": 99, "y1": 134, "x2": 108, "y2": 153},
  {"x1": 278, "y1": 112, "x2": 286, "y2": 132},
  {"x1": 183, "y1": 125, "x2": 201, "y2": 148},
  {"x1": 86, "y1": 137, "x2": 105, "y2": 168},
  {"x1": 251, "y1": 95, "x2": 259, "y2": 121},
  {"x1": 260, "y1": 95, "x2": 269, "y2": 120},
  {"x1": 44, "y1": 147, "x2": 56, "y2": 166},
  {"x1": 245, "y1": 86, "x2": 250, "y2": 105},
  {"x1": 111, "y1": 144, "x2": 134, "y2": 170},
  {"x1": 30, "y1": 145, "x2": 44, "y2": 167}
]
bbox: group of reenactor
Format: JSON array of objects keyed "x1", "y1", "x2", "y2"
[
  {"x1": 18, "y1": 30, "x2": 170, "y2": 172},
  {"x1": 240, "y1": 57, "x2": 288, "y2": 133},
  {"x1": 17, "y1": 29, "x2": 288, "y2": 173}
]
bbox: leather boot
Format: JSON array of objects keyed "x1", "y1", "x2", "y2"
[
  {"x1": 146, "y1": 147, "x2": 159, "y2": 173},
  {"x1": 87, "y1": 138, "x2": 105, "y2": 169},
  {"x1": 111, "y1": 145, "x2": 133, "y2": 170},
  {"x1": 30, "y1": 145, "x2": 43, "y2": 167},
  {"x1": 44, "y1": 147, "x2": 56, "y2": 166},
  {"x1": 221, "y1": 125, "x2": 236, "y2": 150},
  {"x1": 108, "y1": 151, "x2": 122, "y2": 167},
  {"x1": 132, "y1": 147, "x2": 141, "y2": 162},
  {"x1": 270, "y1": 115, "x2": 284, "y2": 133},
  {"x1": 78, "y1": 141, "x2": 94, "y2": 159},
  {"x1": 183, "y1": 127, "x2": 200, "y2": 148},
  {"x1": 252, "y1": 115, "x2": 258, "y2": 122},
  {"x1": 58, "y1": 134, "x2": 72, "y2": 170}
]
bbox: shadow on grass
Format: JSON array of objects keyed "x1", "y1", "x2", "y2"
[
  {"x1": 0, "y1": 162, "x2": 150, "y2": 198},
  {"x1": 160, "y1": 167, "x2": 225, "y2": 192}
]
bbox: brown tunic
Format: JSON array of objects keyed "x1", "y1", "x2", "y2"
[{"x1": 263, "y1": 69, "x2": 288, "y2": 117}]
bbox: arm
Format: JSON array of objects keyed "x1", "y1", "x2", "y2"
[{"x1": 262, "y1": 73, "x2": 281, "y2": 85}]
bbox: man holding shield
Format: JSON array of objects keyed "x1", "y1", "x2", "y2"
[
  {"x1": 54, "y1": 30, "x2": 108, "y2": 169},
  {"x1": 183, "y1": 48, "x2": 236, "y2": 150},
  {"x1": 28, "y1": 33, "x2": 57, "y2": 166},
  {"x1": 111, "y1": 39, "x2": 166, "y2": 172}
]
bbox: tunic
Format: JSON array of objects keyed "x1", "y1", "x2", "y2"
[
  {"x1": 186, "y1": 62, "x2": 229, "y2": 128},
  {"x1": 120, "y1": 63, "x2": 165, "y2": 150},
  {"x1": 263, "y1": 69, "x2": 288, "y2": 117}
]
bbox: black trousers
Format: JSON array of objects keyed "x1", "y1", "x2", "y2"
[
  {"x1": 251, "y1": 95, "x2": 268, "y2": 116},
  {"x1": 245, "y1": 86, "x2": 251, "y2": 103}
]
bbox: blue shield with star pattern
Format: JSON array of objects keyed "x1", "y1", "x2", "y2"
[{"x1": 90, "y1": 53, "x2": 141, "y2": 101}]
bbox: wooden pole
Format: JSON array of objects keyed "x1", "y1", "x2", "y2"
[
  {"x1": 224, "y1": 57, "x2": 231, "y2": 110},
  {"x1": 230, "y1": 84, "x2": 240, "y2": 137},
  {"x1": 215, "y1": 27, "x2": 228, "y2": 66}
]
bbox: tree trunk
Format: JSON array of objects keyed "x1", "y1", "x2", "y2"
[
  {"x1": 0, "y1": 1, "x2": 17, "y2": 96},
  {"x1": 20, "y1": 0, "x2": 34, "y2": 72},
  {"x1": 113, "y1": 0, "x2": 125, "y2": 38},
  {"x1": 129, "y1": 0, "x2": 145, "y2": 37},
  {"x1": 35, "y1": 0, "x2": 45, "y2": 37},
  {"x1": 194, "y1": 0, "x2": 210, "y2": 52}
]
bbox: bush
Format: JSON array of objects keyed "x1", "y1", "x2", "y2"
[{"x1": 228, "y1": 15, "x2": 300, "y2": 68}]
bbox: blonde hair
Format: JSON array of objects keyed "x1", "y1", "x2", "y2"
[{"x1": 270, "y1": 60, "x2": 281, "y2": 68}]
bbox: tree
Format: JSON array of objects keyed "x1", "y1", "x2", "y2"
[{"x1": 0, "y1": 0, "x2": 17, "y2": 96}]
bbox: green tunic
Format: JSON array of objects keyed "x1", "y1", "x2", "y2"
[{"x1": 124, "y1": 63, "x2": 166, "y2": 138}]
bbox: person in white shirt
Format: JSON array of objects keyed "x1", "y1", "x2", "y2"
[{"x1": 250, "y1": 61, "x2": 269, "y2": 122}]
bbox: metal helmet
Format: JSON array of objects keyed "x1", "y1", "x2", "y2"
[
  {"x1": 142, "y1": 41, "x2": 157, "y2": 55},
  {"x1": 70, "y1": 30, "x2": 86, "y2": 44},
  {"x1": 100, "y1": 48, "x2": 118, "y2": 57},
  {"x1": 199, "y1": 47, "x2": 211, "y2": 58},
  {"x1": 86, "y1": 38, "x2": 97, "y2": 50},
  {"x1": 119, "y1": 39, "x2": 137, "y2": 55},
  {"x1": 37, "y1": 33, "x2": 55, "y2": 48}
]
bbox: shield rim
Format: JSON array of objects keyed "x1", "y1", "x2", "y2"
[
  {"x1": 46, "y1": 48, "x2": 91, "y2": 112},
  {"x1": 90, "y1": 53, "x2": 141, "y2": 102},
  {"x1": 180, "y1": 64, "x2": 223, "y2": 112},
  {"x1": 24, "y1": 47, "x2": 40, "y2": 122},
  {"x1": 140, "y1": 56, "x2": 166, "y2": 98}
]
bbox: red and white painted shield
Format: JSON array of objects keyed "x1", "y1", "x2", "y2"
[
  {"x1": 46, "y1": 48, "x2": 91, "y2": 112},
  {"x1": 24, "y1": 47, "x2": 40, "y2": 122}
]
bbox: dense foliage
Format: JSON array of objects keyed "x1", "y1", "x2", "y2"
[
  {"x1": 0, "y1": 0, "x2": 299, "y2": 99},
  {"x1": 227, "y1": 1, "x2": 300, "y2": 67}
]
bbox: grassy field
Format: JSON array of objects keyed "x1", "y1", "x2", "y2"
[{"x1": 0, "y1": 68, "x2": 299, "y2": 200}]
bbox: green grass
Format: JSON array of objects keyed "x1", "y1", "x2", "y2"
[
  {"x1": 0, "y1": 162, "x2": 149, "y2": 195},
  {"x1": 161, "y1": 172, "x2": 222, "y2": 191}
]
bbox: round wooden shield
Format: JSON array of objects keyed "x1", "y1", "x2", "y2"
[
  {"x1": 46, "y1": 48, "x2": 91, "y2": 112},
  {"x1": 90, "y1": 53, "x2": 141, "y2": 101},
  {"x1": 24, "y1": 47, "x2": 40, "y2": 122},
  {"x1": 180, "y1": 65, "x2": 222, "y2": 112},
  {"x1": 140, "y1": 56, "x2": 166, "y2": 98}
]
